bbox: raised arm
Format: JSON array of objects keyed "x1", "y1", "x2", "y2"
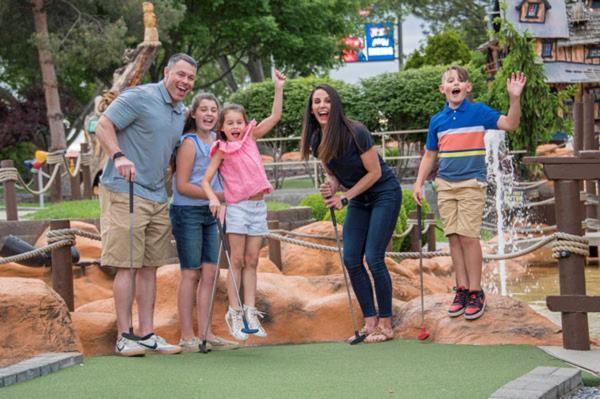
[
  {"x1": 497, "y1": 71, "x2": 527, "y2": 131},
  {"x1": 201, "y1": 150, "x2": 224, "y2": 217},
  {"x1": 253, "y1": 69, "x2": 286, "y2": 139}
]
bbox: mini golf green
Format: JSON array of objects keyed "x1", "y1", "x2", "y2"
[{"x1": 2, "y1": 340, "x2": 598, "y2": 398}]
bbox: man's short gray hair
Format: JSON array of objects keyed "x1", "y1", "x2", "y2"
[{"x1": 167, "y1": 53, "x2": 197, "y2": 69}]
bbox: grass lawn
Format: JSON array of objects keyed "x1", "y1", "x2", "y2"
[
  {"x1": 23, "y1": 199, "x2": 290, "y2": 220},
  {"x1": 280, "y1": 177, "x2": 315, "y2": 189},
  {"x1": 1, "y1": 341, "x2": 597, "y2": 399}
]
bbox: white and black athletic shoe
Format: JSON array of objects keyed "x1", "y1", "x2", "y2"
[
  {"x1": 115, "y1": 336, "x2": 146, "y2": 357},
  {"x1": 137, "y1": 333, "x2": 182, "y2": 354}
]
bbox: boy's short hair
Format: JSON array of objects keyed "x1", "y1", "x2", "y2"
[{"x1": 442, "y1": 65, "x2": 470, "y2": 83}]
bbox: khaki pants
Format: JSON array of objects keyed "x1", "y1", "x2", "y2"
[
  {"x1": 100, "y1": 186, "x2": 171, "y2": 268},
  {"x1": 435, "y1": 178, "x2": 486, "y2": 239}
]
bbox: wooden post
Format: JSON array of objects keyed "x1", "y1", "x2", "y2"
[
  {"x1": 1, "y1": 160, "x2": 18, "y2": 221},
  {"x1": 554, "y1": 180, "x2": 589, "y2": 350},
  {"x1": 80, "y1": 143, "x2": 93, "y2": 199},
  {"x1": 409, "y1": 210, "x2": 420, "y2": 252},
  {"x1": 583, "y1": 94, "x2": 597, "y2": 223},
  {"x1": 267, "y1": 220, "x2": 282, "y2": 270},
  {"x1": 50, "y1": 165, "x2": 62, "y2": 202},
  {"x1": 69, "y1": 167, "x2": 81, "y2": 201},
  {"x1": 426, "y1": 213, "x2": 436, "y2": 252},
  {"x1": 573, "y1": 100, "x2": 583, "y2": 156},
  {"x1": 51, "y1": 219, "x2": 74, "y2": 311}
]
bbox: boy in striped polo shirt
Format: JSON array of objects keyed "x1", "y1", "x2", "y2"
[{"x1": 413, "y1": 65, "x2": 526, "y2": 320}]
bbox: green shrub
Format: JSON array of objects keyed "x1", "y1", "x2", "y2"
[
  {"x1": 299, "y1": 192, "x2": 328, "y2": 220},
  {"x1": 0, "y1": 142, "x2": 37, "y2": 177},
  {"x1": 227, "y1": 76, "x2": 360, "y2": 153},
  {"x1": 354, "y1": 65, "x2": 486, "y2": 139},
  {"x1": 322, "y1": 204, "x2": 346, "y2": 225}
]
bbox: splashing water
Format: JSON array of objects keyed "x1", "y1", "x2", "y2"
[{"x1": 484, "y1": 130, "x2": 512, "y2": 296}]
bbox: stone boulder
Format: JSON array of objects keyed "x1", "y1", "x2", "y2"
[
  {"x1": 0, "y1": 277, "x2": 82, "y2": 367},
  {"x1": 393, "y1": 293, "x2": 563, "y2": 346},
  {"x1": 281, "y1": 221, "x2": 343, "y2": 276}
]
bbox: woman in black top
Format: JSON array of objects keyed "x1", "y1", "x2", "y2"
[{"x1": 300, "y1": 84, "x2": 402, "y2": 343}]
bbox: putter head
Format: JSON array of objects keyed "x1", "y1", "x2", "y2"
[
  {"x1": 349, "y1": 332, "x2": 367, "y2": 345},
  {"x1": 417, "y1": 326, "x2": 430, "y2": 341},
  {"x1": 199, "y1": 341, "x2": 211, "y2": 354},
  {"x1": 241, "y1": 319, "x2": 259, "y2": 334},
  {"x1": 122, "y1": 332, "x2": 140, "y2": 341}
]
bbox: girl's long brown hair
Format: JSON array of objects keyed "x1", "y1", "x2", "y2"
[
  {"x1": 300, "y1": 84, "x2": 362, "y2": 164},
  {"x1": 171, "y1": 92, "x2": 221, "y2": 173}
]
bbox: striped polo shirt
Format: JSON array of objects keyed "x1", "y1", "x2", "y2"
[{"x1": 426, "y1": 100, "x2": 501, "y2": 182}]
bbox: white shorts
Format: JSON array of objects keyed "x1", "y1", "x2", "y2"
[{"x1": 225, "y1": 200, "x2": 268, "y2": 236}]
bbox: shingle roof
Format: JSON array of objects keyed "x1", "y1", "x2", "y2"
[
  {"x1": 506, "y1": 0, "x2": 570, "y2": 38},
  {"x1": 557, "y1": 4, "x2": 600, "y2": 47},
  {"x1": 543, "y1": 62, "x2": 600, "y2": 83}
]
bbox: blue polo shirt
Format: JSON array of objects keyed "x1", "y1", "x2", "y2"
[
  {"x1": 101, "y1": 81, "x2": 186, "y2": 203},
  {"x1": 426, "y1": 100, "x2": 501, "y2": 182}
]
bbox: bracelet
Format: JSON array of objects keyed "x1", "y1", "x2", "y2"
[{"x1": 112, "y1": 151, "x2": 125, "y2": 161}]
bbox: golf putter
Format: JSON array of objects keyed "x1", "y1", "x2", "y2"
[
  {"x1": 122, "y1": 180, "x2": 139, "y2": 341},
  {"x1": 417, "y1": 205, "x2": 430, "y2": 341},
  {"x1": 329, "y1": 207, "x2": 366, "y2": 345},
  {"x1": 214, "y1": 217, "x2": 258, "y2": 335},
  {"x1": 199, "y1": 240, "x2": 223, "y2": 354}
]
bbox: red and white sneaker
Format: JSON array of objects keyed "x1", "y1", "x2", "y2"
[
  {"x1": 448, "y1": 285, "x2": 469, "y2": 317},
  {"x1": 464, "y1": 290, "x2": 486, "y2": 320}
]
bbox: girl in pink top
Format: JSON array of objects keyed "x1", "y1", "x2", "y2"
[{"x1": 202, "y1": 70, "x2": 286, "y2": 340}]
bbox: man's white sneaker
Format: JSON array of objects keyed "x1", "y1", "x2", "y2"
[
  {"x1": 138, "y1": 333, "x2": 182, "y2": 354},
  {"x1": 225, "y1": 306, "x2": 249, "y2": 341},
  {"x1": 115, "y1": 336, "x2": 146, "y2": 357},
  {"x1": 244, "y1": 305, "x2": 267, "y2": 337}
]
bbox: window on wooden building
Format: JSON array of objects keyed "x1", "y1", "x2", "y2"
[
  {"x1": 526, "y1": 2, "x2": 540, "y2": 18},
  {"x1": 587, "y1": 47, "x2": 600, "y2": 59},
  {"x1": 542, "y1": 41, "x2": 553, "y2": 58}
]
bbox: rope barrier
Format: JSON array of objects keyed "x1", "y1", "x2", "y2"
[
  {"x1": 513, "y1": 180, "x2": 549, "y2": 190},
  {"x1": 0, "y1": 225, "x2": 591, "y2": 266},
  {"x1": 0, "y1": 167, "x2": 19, "y2": 183}
]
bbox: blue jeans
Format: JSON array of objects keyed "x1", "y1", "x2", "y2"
[
  {"x1": 343, "y1": 183, "x2": 401, "y2": 318},
  {"x1": 170, "y1": 205, "x2": 219, "y2": 268}
]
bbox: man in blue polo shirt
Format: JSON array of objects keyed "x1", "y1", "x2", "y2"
[
  {"x1": 413, "y1": 66, "x2": 526, "y2": 321},
  {"x1": 96, "y1": 53, "x2": 197, "y2": 356}
]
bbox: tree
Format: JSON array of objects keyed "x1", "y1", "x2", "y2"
[
  {"x1": 374, "y1": 0, "x2": 489, "y2": 49},
  {"x1": 485, "y1": 13, "x2": 571, "y2": 156},
  {"x1": 404, "y1": 30, "x2": 471, "y2": 69},
  {"x1": 31, "y1": 0, "x2": 65, "y2": 151},
  {"x1": 157, "y1": 0, "x2": 362, "y2": 91}
]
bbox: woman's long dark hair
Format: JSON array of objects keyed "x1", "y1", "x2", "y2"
[{"x1": 300, "y1": 84, "x2": 362, "y2": 164}]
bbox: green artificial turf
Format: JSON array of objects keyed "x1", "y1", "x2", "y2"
[{"x1": 3, "y1": 341, "x2": 596, "y2": 399}]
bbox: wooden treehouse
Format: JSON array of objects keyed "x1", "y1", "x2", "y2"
[{"x1": 481, "y1": 0, "x2": 600, "y2": 119}]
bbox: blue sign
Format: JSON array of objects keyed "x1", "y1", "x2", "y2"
[{"x1": 364, "y1": 22, "x2": 395, "y2": 61}]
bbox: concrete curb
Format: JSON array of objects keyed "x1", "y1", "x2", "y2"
[
  {"x1": 490, "y1": 366, "x2": 582, "y2": 399},
  {"x1": 0, "y1": 352, "x2": 83, "y2": 388}
]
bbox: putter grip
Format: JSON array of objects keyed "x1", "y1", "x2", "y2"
[
  {"x1": 129, "y1": 181, "x2": 134, "y2": 213},
  {"x1": 217, "y1": 220, "x2": 230, "y2": 253}
]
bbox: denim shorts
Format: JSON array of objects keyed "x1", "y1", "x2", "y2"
[
  {"x1": 225, "y1": 200, "x2": 268, "y2": 236},
  {"x1": 169, "y1": 205, "x2": 219, "y2": 269}
]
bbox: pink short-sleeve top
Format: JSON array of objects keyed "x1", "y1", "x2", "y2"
[{"x1": 210, "y1": 119, "x2": 273, "y2": 204}]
